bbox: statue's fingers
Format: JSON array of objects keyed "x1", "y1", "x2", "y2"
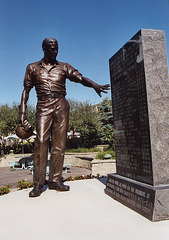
[
  {"x1": 25, "y1": 125, "x2": 32, "y2": 132},
  {"x1": 103, "y1": 84, "x2": 110, "y2": 88},
  {"x1": 104, "y1": 86, "x2": 110, "y2": 90},
  {"x1": 97, "y1": 90, "x2": 102, "y2": 97},
  {"x1": 23, "y1": 120, "x2": 32, "y2": 131},
  {"x1": 23, "y1": 120, "x2": 29, "y2": 127},
  {"x1": 101, "y1": 89, "x2": 108, "y2": 94},
  {"x1": 24, "y1": 126, "x2": 29, "y2": 131},
  {"x1": 100, "y1": 85, "x2": 110, "y2": 90},
  {"x1": 24, "y1": 123, "x2": 29, "y2": 130}
]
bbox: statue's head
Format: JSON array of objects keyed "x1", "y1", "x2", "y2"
[{"x1": 42, "y1": 37, "x2": 58, "y2": 60}]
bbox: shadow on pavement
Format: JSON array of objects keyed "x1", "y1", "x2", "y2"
[{"x1": 97, "y1": 177, "x2": 107, "y2": 186}]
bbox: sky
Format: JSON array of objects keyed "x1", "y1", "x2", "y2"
[{"x1": 0, "y1": 0, "x2": 169, "y2": 106}]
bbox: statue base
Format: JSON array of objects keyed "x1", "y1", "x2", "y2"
[{"x1": 105, "y1": 173, "x2": 169, "y2": 221}]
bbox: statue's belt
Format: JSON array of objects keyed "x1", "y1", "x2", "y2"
[{"x1": 38, "y1": 93, "x2": 65, "y2": 100}]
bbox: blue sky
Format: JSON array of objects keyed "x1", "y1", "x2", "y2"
[{"x1": 0, "y1": 0, "x2": 169, "y2": 106}]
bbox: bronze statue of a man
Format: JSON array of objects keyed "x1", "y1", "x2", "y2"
[{"x1": 19, "y1": 37, "x2": 110, "y2": 197}]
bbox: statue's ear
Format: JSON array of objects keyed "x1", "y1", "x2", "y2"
[{"x1": 42, "y1": 46, "x2": 46, "y2": 53}]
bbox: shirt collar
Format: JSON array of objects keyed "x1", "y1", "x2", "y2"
[{"x1": 38, "y1": 58, "x2": 58, "y2": 68}]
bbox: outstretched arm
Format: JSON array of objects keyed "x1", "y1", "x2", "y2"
[
  {"x1": 67, "y1": 63, "x2": 110, "y2": 97},
  {"x1": 19, "y1": 88, "x2": 33, "y2": 131},
  {"x1": 80, "y1": 76, "x2": 110, "y2": 97}
]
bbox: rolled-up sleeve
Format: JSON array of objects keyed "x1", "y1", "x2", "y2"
[
  {"x1": 23, "y1": 64, "x2": 34, "y2": 91},
  {"x1": 66, "y1": 63, "x2": 83, "y2": 83}
]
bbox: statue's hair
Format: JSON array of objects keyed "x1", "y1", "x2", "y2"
[{"x1": 42, "y1": 38, "x2": 58, "y2": 50}]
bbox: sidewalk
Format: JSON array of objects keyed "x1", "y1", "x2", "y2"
[
  {"x1": 0, "y1": 166, "x2": 91, "y2": 189},
  {"x1": 0, "y1": 178, "x2": 169, "y2": 240},
  {"x1": 0, "y1": 153, "x2": 91, "y2": 189}
]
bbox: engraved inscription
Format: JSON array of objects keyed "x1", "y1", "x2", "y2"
[
  {"x1": 106, "y1": 175, "x2": 155, "y2": 219},
  {"x1": 109, "y1": 30, "x2": 153, "y2": 185}
]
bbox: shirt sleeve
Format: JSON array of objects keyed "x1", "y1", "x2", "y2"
[
  {"x1": 23, "y1": 64, "x2": 34, "y2": 91},
  {"x1": 66, "y1": 63, "x2": 83, "y2": 83}
]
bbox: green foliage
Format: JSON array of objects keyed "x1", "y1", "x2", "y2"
[
  {"x1": 66, "y1": 175, "x2": 92, "y2": 181},
  {"x1": 66, "y1": 137, "x2": 81, "y2": 149},
  {"x1": 98, "y1": 98, "x2": 114, "y2": 149},
  {"x1": 0, "y1": 99, "x2": 114, "y2": 151},
  {"x1": 0, "y1": 103, "x2": 18, "y2": 136},
  {"x1": 0, "y1": 144, "x2": 11, "y2": 155},
  {"x1": 68, "y1": 99, "x2": 101, "y2": 148},
  {"x1": 26, "y1": 104, "x2": 36, "y2": 129},
  {"x1": 17, "y1": 179, "x2": 34, "y2": 190},
  {"x1": 66, "y1": 147, "x2": 100, "y2": 153},
  {"x1": 0, "y1": 184, "x2": 11, "y2": 196},
  {"x1": 96, "y1": 150, "x2": 116, "y2": 160},
  {"x1": 12, "y1": 143, "x2": 22, "y2": 154},
  {"x1": 13, "y1": 142, "x2": 34, "y2": 154},
  {"x1": 0, "y1": 102, "x2": 36, "y2": 136},
  {"x1": 0, "y1": 141, "x2": 34, "y2": 155}
]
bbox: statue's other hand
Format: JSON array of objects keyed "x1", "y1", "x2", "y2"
[
  {"x1": 19, "y1": 114, "x2": 33, "y2": 132},
  {"x1": 95, "y1": 84, "x2": 110, "y2": 97}
]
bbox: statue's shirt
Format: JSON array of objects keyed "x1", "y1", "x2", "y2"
[{"x1": 24, "y1": 59, "x2": 82, "y2": 97}]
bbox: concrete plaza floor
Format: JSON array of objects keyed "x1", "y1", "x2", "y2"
[{"x1": 1, "y1": 178, "x2": 169, "y2": 240}]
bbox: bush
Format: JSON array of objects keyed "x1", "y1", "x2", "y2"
[
  {"x1": 66, "y1": 147, "x2": 101, "y2": 153},
  {"x1": 0, "y1": 141, "x2": 34, "y2": 155},
  {"x1": 0, "y1": 184, "x2": 11, "y2": 196},
  {"x1": 96, "y1": 150, "x2": 116, "y2": 160},
  {"x1": 17, "y1": 179, "x2": 34, "y2": 190},
  {"x1": 66, "y1": 138, "x2": 81, "y2": 149},
  {"x1": 1, "y1": 144, "x2": 11, "y2": 155},
  {"x1": 65, "y1": 175, "x2": 92, "y2": 181},
  {"x1": 67, "y1": 136, "x2": 100, "y2": 149},
  {"x1": 13, "y1": 142, "x2": 34, "y2": 154},
  {"x1": 13, "y1": 143, "x2": 22, "y2": 154},
  {"x1": 23, "y1": 142, "x2": 34, "y2": 153}
]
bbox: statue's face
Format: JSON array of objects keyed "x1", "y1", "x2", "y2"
[{"x1": 44, "y1": 40, "x2": 58, "y2": 61}]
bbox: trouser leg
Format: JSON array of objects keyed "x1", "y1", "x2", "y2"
[
  {"x1": 49, "y1": 99, "x2": 69, "y2": 182},
  {"x1": 33, "y1": 109, "x2": 53, "y2": 186}
]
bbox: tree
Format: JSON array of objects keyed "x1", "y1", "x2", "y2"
[
  {"x1": 0, "y1": 103, "x2": 18, "y2": 136},
  {"x1": 98, "y1": 98, "x2": 114, "y2": 149},
  {"x1": 0, "y1": 102, "x2": 36, "y2": 136},
  {"x1": 68, "y1": 99, "x2": 101, "y2": 148},
  {"x1": 26, "y1": 104, "x2": 36, "y2": 129}
]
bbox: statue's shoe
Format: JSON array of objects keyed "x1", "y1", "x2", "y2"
[
  {"x1": 29, "y1": 184, "x2": 43, "y2": 197},
  {"x1": 48, "y1": 181, "x2": 70, "y2": 191}
]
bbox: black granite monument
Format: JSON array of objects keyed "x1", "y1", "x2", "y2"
[{"x1": 105, "y1": 29, "x2": 169, "y2": 221}]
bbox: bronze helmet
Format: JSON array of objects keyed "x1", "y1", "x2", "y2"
[{"x1": 16, "y1": 124, "x2": 35, "y2": 139}]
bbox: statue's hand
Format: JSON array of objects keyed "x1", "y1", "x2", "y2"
[
  {"x1": 19, "y1": 114, "x2": 33, "y2": 132},
  {"x1": 94, "y1": 84, "x2": 110, "y2": 97}
]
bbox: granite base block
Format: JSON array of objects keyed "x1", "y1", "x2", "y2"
[{"x1": 105, "y1": 173, "x2": 169, "y2": 221}]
